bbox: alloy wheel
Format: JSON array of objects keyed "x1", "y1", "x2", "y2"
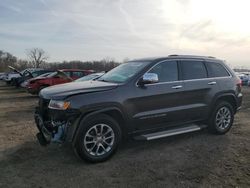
[
  {"x1": 215, "y1": 106, "x2": 232, "y2": 130},
  {"x1": 83, "y1": 123, "x2": 115, "y2": 156}
]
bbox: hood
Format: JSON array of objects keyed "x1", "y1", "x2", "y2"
[
  {"x1": 40, "y1": 80, "x2": 119, "y2": 100},
  {"x1": 8, "y1": 66, "x2": 22, "y2": 76}
]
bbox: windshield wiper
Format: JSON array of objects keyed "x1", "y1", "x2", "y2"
[{"x1": 98, "y1": 79, "x2": 109, "y2": 82}]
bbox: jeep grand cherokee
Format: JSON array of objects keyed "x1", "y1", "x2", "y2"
[{"x1": 35, "y1": 55, "x2": 243, "y2": 162}]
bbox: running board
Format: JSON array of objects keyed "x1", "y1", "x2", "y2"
[{"x1": 135, "y1": 124, "x2": 202, "y2": 141}]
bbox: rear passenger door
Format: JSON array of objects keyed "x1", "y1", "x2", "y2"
[
  {"x1": 205, "y1": 61, "x2": 232, "y2": 89},
  {"x1": 180, "y1": 60, "x2": 219, "y2": 121}
]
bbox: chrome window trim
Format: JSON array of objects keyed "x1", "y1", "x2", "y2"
[{"x1": 136, "y1": 59, "x2": 232, "y2": 87}]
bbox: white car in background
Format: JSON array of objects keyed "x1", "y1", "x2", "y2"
[
  {"x1": 0, "y1": 73, "x2": 6, "y2": 80},
  {"x1": 3, "y1": 72, "x2": 22, "y2": 83},
  {"x1": 4, "y1": 66, "x2": 40, "y2": 85}
]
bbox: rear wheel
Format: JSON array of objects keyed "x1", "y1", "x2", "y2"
[
  {"x1": 75, "y1": 114, "x2": 122, "y2": 163},
  {"x1": 208, "y1": 101, "x2": 234, "y2": 134}
]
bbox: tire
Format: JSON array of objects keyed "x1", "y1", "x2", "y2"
[
  {"x1": 10, "y1": 79, "x2": 15, "y2": 86},
  {"x1": 208, "y1": 101, "x2": 234, "y2": 134},
  {"x1": 75, "y1": 114, "x2": 122, "y2": 163}
]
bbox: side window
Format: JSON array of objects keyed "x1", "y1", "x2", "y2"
[
  {"x1": 32, "y1": 72, "x2": 40, "y2": 77},
  {"x1": 72, "y1": 71, "x2": 84, "y2": 77},
  {"x1": 206, "y1": 62, "x2": 230, "y2": 77},
  {"x1": 181, "y1": 61, "x2": 207, "y2": 80},
  {"x1": 63, "y1": 71, "x2": 71, "y2": 77},
  {"x1": 149, "y1": 61, "x2": 178, "y2": 82}
]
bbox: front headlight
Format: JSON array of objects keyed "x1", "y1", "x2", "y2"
[{"x1": 48, "y1": 100, "x2": 70, "y2": 110}]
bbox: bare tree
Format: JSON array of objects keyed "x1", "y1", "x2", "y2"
[{"x1": 26, "y1": 48, "x2": 49, "y2": 68}]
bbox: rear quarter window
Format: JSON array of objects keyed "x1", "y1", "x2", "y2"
[
  {"x1": 206, "y1": 62, "x2": 230, "y2": 77},
  {"x1": 72, "y1": 71, "x2": 84, "y2": 77},
  {"x1": 63, "y1": 71, "x2": 71, "y2": 77}
]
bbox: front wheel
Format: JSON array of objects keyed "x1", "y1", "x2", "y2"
[
  {"x1": 75, "y1": 114, "x2": 122, "y2": 163},
  {"x1": 208, "y1": 101, "x2": 234, "y2": 134}
]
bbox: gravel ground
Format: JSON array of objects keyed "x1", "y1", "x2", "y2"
[{"x1": 0, "y1": 81, "x2": 249, "y2": 188}]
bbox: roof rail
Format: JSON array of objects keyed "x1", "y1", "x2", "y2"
[
  {"x1": 168, "y1": 54, "x2": 216, "y2": 59},
  {"x1": 168, "y1": 54, "x2": 178, "y2": 56}
]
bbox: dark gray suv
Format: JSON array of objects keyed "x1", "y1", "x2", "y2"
[{"x1": 35, "y1": 55, "x2": 243, "y2": 162}]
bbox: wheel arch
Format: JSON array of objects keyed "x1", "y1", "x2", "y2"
[
  {"x1": 72, "y1": 106, "x2": 127, "y2": 145},
  {"x1": 211, "y1": 93, "x2": 237, "y2": 114}
]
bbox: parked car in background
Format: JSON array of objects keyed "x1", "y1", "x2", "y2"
[
  {"x1": 236, "y1": 72, "x2": 249, "y2": 86},
  {"x1": 35, "y1": 55, "x2": 242, "y2": 162},
  {"x1": 13, "y1": 69, "x2": 54, "y2": 87},
  {"x1": 3, "y1": 66, "x2": 23, "y2": 84},
  {"x1": 4, "y1": 66, "x2": 41, "y2": 85},
  {"x1": 74, "y1": 72, "x2": 105, "y2": 82},
  {"x1": 27, "y1": 69, "x2": 93, "y2": 94},
  {"x1": 0, "y1": 73, "x2": 6, "y2": 80},
  {"x1": 21, "y1": 72, "x2": 54, "y2": 88}
]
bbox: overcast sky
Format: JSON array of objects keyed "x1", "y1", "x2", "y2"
[{"x1": 0, "y1": 0, "x2": 250, "y2": 68}]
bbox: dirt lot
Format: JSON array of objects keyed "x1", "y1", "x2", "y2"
[{"x1": 0, "y1": 81, "x2": 249, "y2": 188}]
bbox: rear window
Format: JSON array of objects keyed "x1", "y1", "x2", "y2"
[
  {"x1": 181, "y1": 61, "x2": 207, "y2": 80},
  {"x1": 206, "y1": 62, "x2": 230, "y2": 77}
]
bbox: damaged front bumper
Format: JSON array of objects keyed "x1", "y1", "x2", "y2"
[{"x1": 34, "y1": 107, "x2": 80, "y2": 146}]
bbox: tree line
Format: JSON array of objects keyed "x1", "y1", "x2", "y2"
[{"x1": 0, "y1": 48, "x2": 121, "y2": 72}]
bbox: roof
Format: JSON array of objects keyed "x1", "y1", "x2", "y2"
[
  {"x1": 132, "y1": 55, "x2": 221, "y2": 62},
  {"x1": 59, "y1": 69, "x2": 94, "y2": 72}
]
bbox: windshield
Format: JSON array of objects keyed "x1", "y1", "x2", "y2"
[
  {"x1": 97, "y1": 61, "x2": 150, "y2": 83},
  {"x1": 75, "y1": 73, "x2": 104, "y2": 82},
  {"x1": 47, "y1": 72, "x2": 58, "y2": 78},
  {"x1": 37, "y1": 72, "x2": 52, "y2": 78}
]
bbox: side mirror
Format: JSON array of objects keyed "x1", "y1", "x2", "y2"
[{"x1": 139, "y1": 73, "x2": 159, "y2": 86}]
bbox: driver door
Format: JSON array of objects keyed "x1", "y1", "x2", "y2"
[{"x1": 127, "y1": 60, "x2": 186, "y2": 131}]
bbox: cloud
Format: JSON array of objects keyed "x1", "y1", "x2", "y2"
[
  {"x1": 179, "y1": 20, "x2": 250, "y2": 47},
  {"x1": 118, "y1": 0, "x2": 138, "y2": 36},
  {"x1": 0, "y1": 0, "x2": 250, "y2": 68}
]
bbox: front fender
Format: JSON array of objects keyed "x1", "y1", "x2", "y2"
[{"x1": 66, "y1": 106, "x2": 126, "y2": 145}]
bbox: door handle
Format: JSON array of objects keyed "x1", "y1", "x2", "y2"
[
  {"x1": 172, "y1": 85, "x2": 183, "y2": 89},
  {"x1": 208, "y1": 81, "x2": 217, "y2": 85}
]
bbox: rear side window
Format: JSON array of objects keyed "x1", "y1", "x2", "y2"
[
  {"x1": 206, "y1": 62, "x2": 230, "y2": 77},
  {"x1": 72, "y1": 71, "x2": 84, "y2": 77},
  {"x1": 181, "y1": 61, "x2": 207, "y2": 80},
  {"x1": 149, "y1": 61, "x2": 178, "y2": 82},
  {"x1": 63, "y1": 71, "x2": 71, "y2": 77}
]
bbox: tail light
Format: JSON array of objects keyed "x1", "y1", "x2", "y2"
[{"x1": 236, "y1": 77, "x2": 242, "y2": 92}]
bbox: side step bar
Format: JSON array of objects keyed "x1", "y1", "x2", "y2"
[{"x1": 135, "y1": 124, "x2": 202, "y2": 141}]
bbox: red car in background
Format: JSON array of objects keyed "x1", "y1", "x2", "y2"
[{"x1": 27, "y1": 69, "x2": 94, "y2": 94}]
